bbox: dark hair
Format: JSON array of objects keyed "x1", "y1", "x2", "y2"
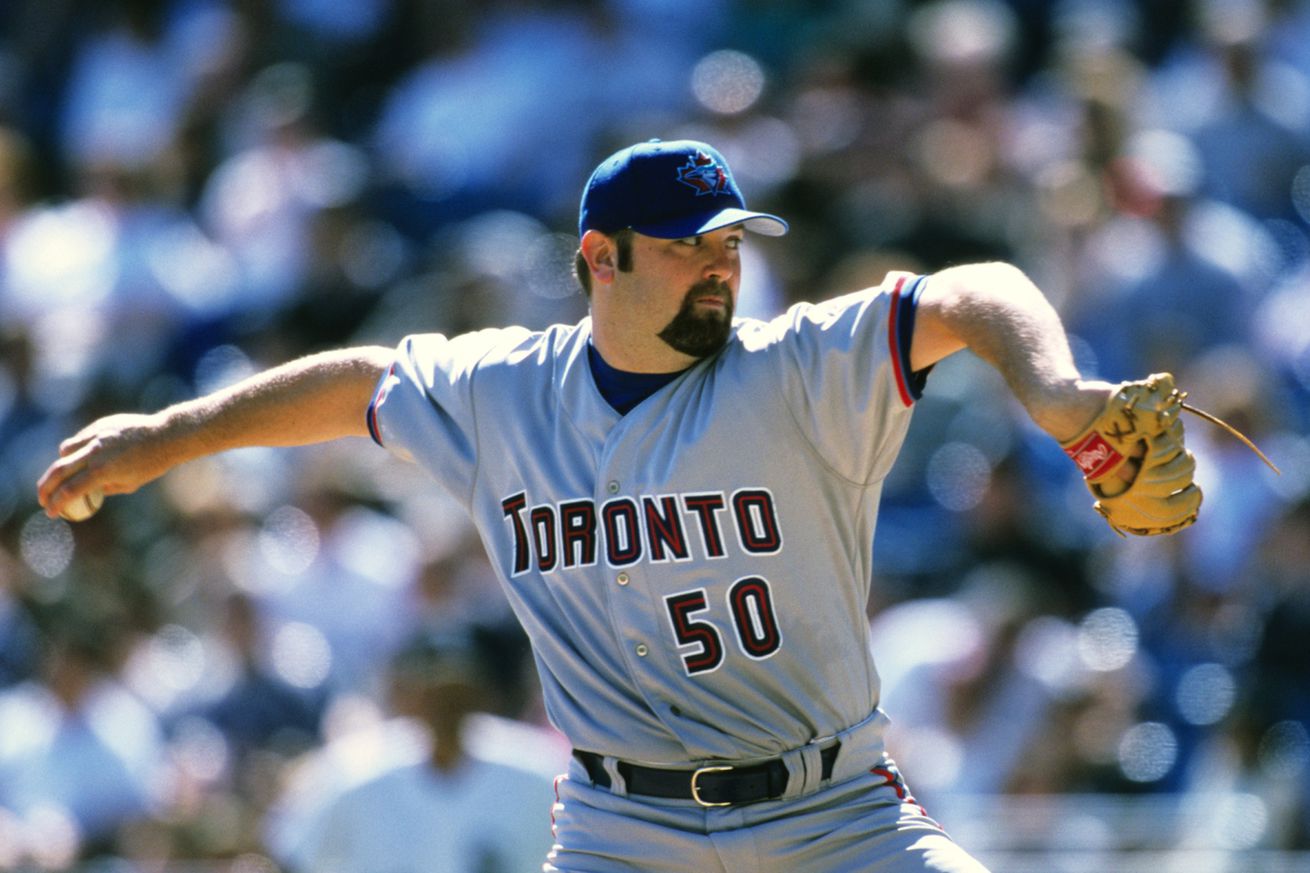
[{"x1": 574, "y1": 228, "x2": 635, "y2": 296}]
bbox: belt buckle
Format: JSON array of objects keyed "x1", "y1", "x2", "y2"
[{"x1": 690, "y1": 765, "x2": 734, "y2": 808}]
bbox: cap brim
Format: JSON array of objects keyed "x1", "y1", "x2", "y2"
[{"x1": 632, "y1": 208, "x2": 789, "y2": 239}]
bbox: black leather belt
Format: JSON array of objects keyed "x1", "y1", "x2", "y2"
[{"x1": 573, "y1": 742, "x2": 840, "y2": 807}]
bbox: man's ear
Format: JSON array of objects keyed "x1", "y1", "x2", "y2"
[{"x1": 580, "y1": 230, "x2": 617, "y2": 286}]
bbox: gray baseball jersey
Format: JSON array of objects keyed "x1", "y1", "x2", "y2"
[{"x1": 367, "y1": 271, "x2": 927, "y2": 767}]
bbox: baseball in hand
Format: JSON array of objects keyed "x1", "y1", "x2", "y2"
[{"x1": 60, "y1": 488, "x2": 104, "y2": 522}]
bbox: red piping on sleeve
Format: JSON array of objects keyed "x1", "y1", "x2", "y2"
[
  {"x1": 887, "y1": 275, "x2": 914, "y2": 408},
  {"x1": 366, "y1": 362, "x2": 396, "y2": 446}
]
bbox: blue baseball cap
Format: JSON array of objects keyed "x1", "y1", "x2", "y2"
[{"x1": 578, "y1": 139, "x2": 789, "y2": 239}]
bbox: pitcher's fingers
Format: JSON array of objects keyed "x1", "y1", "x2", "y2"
[
  {"x1": 36, "y1": 446, "x2": 95, "y2": 515},
  {"x1": 58, "y1": 428, "x2": 98, "y2": 457},
  {"x1": 41, "y1": 470, "x2": 101, "y2": 519}
]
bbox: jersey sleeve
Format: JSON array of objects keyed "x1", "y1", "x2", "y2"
[
  {"x1": 765, "y1": 271, "x2": 929, "y2": 484},
  {"x1": 367, "y1": 328, "x2": 523, "y2": 505}
]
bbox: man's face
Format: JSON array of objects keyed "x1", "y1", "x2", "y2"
[{"x1": 621, "y1": 226, "x2": 744, "y2": 360}]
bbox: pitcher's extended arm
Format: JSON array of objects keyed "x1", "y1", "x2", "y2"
[{"x1": 37, "y1": 346, "x2": 393, "y2": 518}]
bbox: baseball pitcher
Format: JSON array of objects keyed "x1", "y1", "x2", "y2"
[{"x1": 38, "y1": 140, "x2": 1206, "y2": 872}]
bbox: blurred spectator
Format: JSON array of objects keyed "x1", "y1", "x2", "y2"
[
  {"x1": 1175, "y1": 345, "x2": 1287, "y2": 590},
  {"x1": 191, "y1": 592, "x2": 323, "y2": 767},
  {"x1": 1186, "y1": 2, "x2": 1310, "y2": 222},
  {"x1": 0, "y1": 127, "x2": 37, "y2": 234},
  {"x1": 872, "y1": 567, "x2": 1055, "y2": 804},
  {"x1": 0, "y1": 580, "x2": 39, "y2": 689},
  {"x1": 200, "y1": 61, "x2": 372, "y2": 322},
  {"x1": 1070, "y1": 130, "x2": 1254, "y2": 378},
  {"x1": 1251, "y1": 499, "x2": 1310, "y2": 730},
  {"x1": 371, "y1": 1, "x2": 600, "y2": 233},
  {"x1": 274, "y1": 627, "x2": 559, "y2": 873},
  {"x1": 0, "y1": 599, "x2": 166, "y2": 864},
  {"x1": 58, "y1": 3, "x2": 192, "y2": 179},
  {"x1": 242, "y1": 499, "x2": 423, "y2": 695}
]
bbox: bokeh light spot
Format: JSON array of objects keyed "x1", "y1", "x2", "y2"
[
  {"x1": 19, "y1": 513, "x2": 75, "y2": 579},
  {"x1": 524, "y1": 232, "x2": 582, "y2": 300},
  {"x1": 1014, "y1": 615, "x2": 1082, "y2": 693},
  {"x1": 259, "y1": 505, "x2": 321, "y2": 576},
  {"x1": 271, "y1": 621, "x2": 332, "y2": 689},
  {"x1": 340, "y1": 220, "x2": 407, "y2": 290},
  {"x1": 147, "y1": 624, "x2": 209, "y2": 694},
  {"x1": 232, "y1": 853, "x2": 280, "y2": 873},
  {"x1": 1118, "y1": 721, "x2": 1177, "y2": 783},
  {"x1": 1258, "y1": 720, "x2": 1310, "y2": 779},
  {"x1": 1175, "y1": 662, "x2": 1235, "y2": 726},
  {"x1": 914, "y1": 119, "x2": 993, "y2": 188},
  {"x1": 171, "y1": 715, "x2": 231, "y2": 784},
  {"x1": 926, "y1": 442, "x2": 992, "y2": 511},
  {"x1": 194, "y1": 344, "x2": 256, "y2": 395},
  {"x1": 692, "y1": 50, "x2": 765, "y2": 115},
  {"x1": 1076, "y1": 607, "x2": 1138, "y2": 672},
  {"x1": 26, "y1": 804, "x2": 81, "y2": 870},
  {"x1": 0, "y1": 808, "x2": 18, "y2": 867}
]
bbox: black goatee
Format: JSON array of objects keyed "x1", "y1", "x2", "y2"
[{"x1": 657, "y1": 280, "x2": 734, "y2": 358}]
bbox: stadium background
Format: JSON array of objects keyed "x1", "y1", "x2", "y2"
[{"x1": 1, "y1": 0, "x2": 1309, "y2": 869}]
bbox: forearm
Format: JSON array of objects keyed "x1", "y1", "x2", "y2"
[
  {"x1": 915, "y1": 262, "x2": 1108, "y2": 441},
  {"x1": 38, "y1": 346, "x2": 394, "y2": 514},
  {"x1": 163, "y1": 346, "x2": 394, "y2": 459}
]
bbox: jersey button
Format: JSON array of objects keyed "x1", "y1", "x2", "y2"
[
  {"x1": 607, "y1": 480, "x2": 620, "y2": 494},
  {"x1": 616, "y1": 573, "x2": 630, "y2": 586},
  {"x1": 635, "y1": 644, "x2": 649, "y2": 657}
]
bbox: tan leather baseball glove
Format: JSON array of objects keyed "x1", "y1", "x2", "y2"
[{"x1": 1061, "y1": 373, "x2": 1202, "y2": 536}]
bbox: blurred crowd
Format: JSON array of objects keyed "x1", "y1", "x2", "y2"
[{"x1": 0, "y1": 0, "x2": 1308, "y2": 869}]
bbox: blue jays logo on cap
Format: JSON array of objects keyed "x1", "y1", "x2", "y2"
[
  {"x1": 579, "y1": 139, "x2": 788, "y2": 239},
  {"x1": 676, "y1": 151, "x2": 730, "y2": 196}
]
